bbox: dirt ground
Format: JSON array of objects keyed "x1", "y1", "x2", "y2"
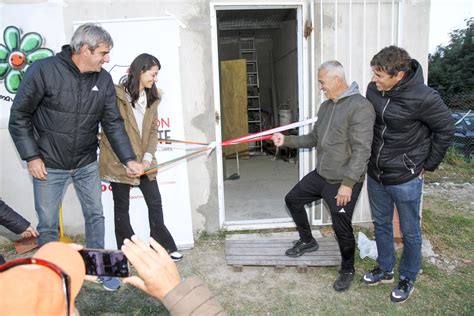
[
  {"x1": 1, "y1": 179, "x2": 472, "y2": 314},
  {"x1": 423, "y1": 181, "x2": 473, "y2": 212},
  {"x1": 163, "y1": 180, "x2": 474, "y2": 314}
]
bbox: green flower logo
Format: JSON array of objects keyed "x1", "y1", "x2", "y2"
[{"x1": 0, "y1": 26, "x2": 54, "y2": 94}]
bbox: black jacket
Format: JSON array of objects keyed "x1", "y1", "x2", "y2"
[
  {"x1": 9, "y1": 45, "x2": 135, "y2": 170},
  {"x1": 366, "y1": 60, "x2": 454, "y2": 185},
  {"x1": 0, "y1": 200, "x2": 30, "y2": 234}
]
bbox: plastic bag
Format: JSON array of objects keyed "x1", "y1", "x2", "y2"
[{"x1": 357, "y1": 231, "x2": 378, "y2": 260}]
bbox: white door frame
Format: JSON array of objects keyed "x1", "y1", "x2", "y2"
[{"x1": 210, "y1": 1, "x2": 308, "y2": 230}]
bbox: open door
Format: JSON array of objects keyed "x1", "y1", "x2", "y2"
[{"x1": 211, "y1": 4, "x2": 305, "y2": 230}]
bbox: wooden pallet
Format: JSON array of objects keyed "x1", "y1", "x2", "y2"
[{"x1": 225, "y1": 233, "x2": 341, "y2": 271}]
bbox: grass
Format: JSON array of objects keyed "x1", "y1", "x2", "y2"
[
  {"x1": 424, "y1": 148, "x2": 474, "y2": 183},
  {"x1": 1, "y1": 157, "x2": 473, "y2": 315},
  {"x1": 422, "y1": 207, "x2": 473, "y2": 262}
]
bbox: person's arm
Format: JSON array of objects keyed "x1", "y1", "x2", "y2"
[
  {"x1": 142, "y1": 110, "x2": 159, "y2": 170},
  {"x1": 419, "y1": 90, "x2": 455, "y2": 171},
  {"x1": 0, "y1": 200, "x2": 33, "y2": 235},
  {"x1": 335, "y1": 99, "x2": 375, "y2": 207},
  {"x1": 272, "y1": 123, "x2": 319, "y2": 149},
  {"x1": 121, "y1": 236, "x2": 225, "y2": 315},
  {"x1": 344, "y1": 99, "x2": 375, "y2": 188},
  {"x1": 20, "y1": 226, "x2": 39, "y2": 238},
  {"x1": 284, "y1": 123, "x2": 319, "y2": 148},
  {"x1": 271, "y1": 133, "x2": 285, "y2": 147},
  {"x1": 27, "y1": 159, "x2": 48, "y2": 180},
  {"x1": 8, "y1": 62, "x2": 48, "y2": 179},
  {"x1": 121, "y1": 236, "x2": 181, "y2": 299},
  {"x1": 162, "y1": 276, "x2": 226, "y2": 316}
]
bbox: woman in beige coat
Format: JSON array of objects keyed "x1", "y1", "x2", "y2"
[{"x1": 99, "y1": 53, "x2": 181, "y2": 261}]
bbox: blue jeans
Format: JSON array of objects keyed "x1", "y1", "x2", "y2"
[
  {"x1": 367, "y1": 175, "x2": 423, "y2": 281},
  {"x1": 33, "y1": 161, "x2": 104, "y2": 248}
]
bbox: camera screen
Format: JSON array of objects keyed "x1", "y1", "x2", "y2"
[{"x1": 79, "y1": 249, "x2": 130, "y2": 277}]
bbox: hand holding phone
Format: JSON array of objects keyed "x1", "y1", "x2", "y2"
[
  {"x1": 79, "y1": 249, "x2": 130, "y2": 278},
  {"x1": 121, "y1": 236, "x2": 181, "y2": 300}
]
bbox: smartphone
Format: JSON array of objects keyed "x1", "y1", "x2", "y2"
[{"x1": 79, "y1": 248, "x2": 130, "y2": 278}]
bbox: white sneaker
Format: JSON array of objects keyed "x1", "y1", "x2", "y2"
[{"x1": 170, "y1": 251, "x2": 183, "y2": 262}]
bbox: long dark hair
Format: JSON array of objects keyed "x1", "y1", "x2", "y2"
[{"x1": 123, "y1": 53, "x2": 161, "y2": 107}]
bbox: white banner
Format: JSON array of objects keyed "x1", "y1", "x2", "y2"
[
  {"x1": 0, "y1": 3, "x2": 66, "y2": 128},
  {"x1": 76, "y1": 17, "x2": 194, "y2": 249}
]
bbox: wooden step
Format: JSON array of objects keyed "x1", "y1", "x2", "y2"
[{"x1": 225, "y1": 235, "x2": 341, "y2": 270}]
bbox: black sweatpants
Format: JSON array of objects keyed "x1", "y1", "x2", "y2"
[
  {"x1": 285, "y1": 170, "x2": 363, "y2": 272},
  {"x1": 111, "y1": 176, "x2": 177, "y2": 253}
]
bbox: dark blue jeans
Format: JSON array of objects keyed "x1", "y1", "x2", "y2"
[
  {"x1": 33, "y1": 161, "x2": 104, "y2": 248},
  {"x1": 111, "y1": 176, "x2": 177, "y2": 253},
  {"x1": 285, "y1": 170, "x2": 363, "y2": 272},
  {"x1": 367, "y1": 175, "x2": 423, "y2": 281}
]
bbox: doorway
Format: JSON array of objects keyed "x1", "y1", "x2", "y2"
[{"x1": 211, "y1": 5, "x2": 304, "y2": 229}]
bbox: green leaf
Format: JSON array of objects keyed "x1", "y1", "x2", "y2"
[
  {"x1": 0, "y1": 44, "x2": 10, "y2": 61},
  {"x1": 27, "y1": 48, "x2": 54, "y2": 63},
  {"x1": 20, "y1": 32, "x2": 43, "y2": 53},
  {"x1": 5, "y1": 69, "x2": 22, "y2": 94},
  {"x1": 4, "y1": 26, "x2": 20, "y2": 52},
  {"x1": 0, "y1": 62, "x2": 10, "y2": 79}
]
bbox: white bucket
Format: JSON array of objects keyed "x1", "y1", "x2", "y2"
[{"x1": 279, "y1": 109, "x2": 292, "y2": 126}]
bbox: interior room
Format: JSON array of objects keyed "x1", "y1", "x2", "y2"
[{"x1": 216, "y1": 8, "x2": 300, "y2": 224}]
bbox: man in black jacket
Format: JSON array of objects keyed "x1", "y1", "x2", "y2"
[
  {"x1": 361, "y1": 46, "x2": 454, "y2": 303},
  {"x1": 8, "y1": 23, "x2": 143, "y2": 290}
]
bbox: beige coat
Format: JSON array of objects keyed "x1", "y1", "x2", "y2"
[
  {"x1": 162, "y1": 277, "x2": 226, "y2": 315},
  {"x1": 99, "y1": 84, "x2": 160, "y2": 185}
]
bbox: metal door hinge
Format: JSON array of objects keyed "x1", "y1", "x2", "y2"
[{"x1": 304, "y1": 20, "x2": 313, "y2": 39}]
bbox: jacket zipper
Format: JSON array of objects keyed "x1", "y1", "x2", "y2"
[
  {"x1": 73, "y1": 76, "x2": 82, "y2": 170},
  {"x1": 375, "y1": 98, "x2": 390, "y2": 182},
  {"x1": 319, "y1": 101, "x2": 337, "y2": 170}
]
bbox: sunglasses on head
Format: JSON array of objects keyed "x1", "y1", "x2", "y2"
[{"x1": 0, "y1": 257, "x2": 71, "y2": 316}]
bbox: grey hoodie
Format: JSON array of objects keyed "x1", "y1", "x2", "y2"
[{"x1": 285, "y1": 82, "x2": 375, "y2": 188}]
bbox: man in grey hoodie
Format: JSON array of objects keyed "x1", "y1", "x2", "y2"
[{"x1": 272, "y1": 60, "x2": 375, "y2": 291}]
